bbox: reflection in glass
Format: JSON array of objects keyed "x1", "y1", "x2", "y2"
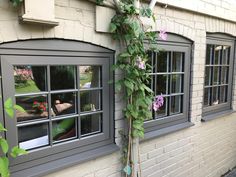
[
  {"x1": 222, "y1": 46, "x2": 230, "y2": 65},
  {"x1": 52, "y1": 118, "x2": 76, "y2": 142},
  {"x1": 156, "y1": 52, "x2": 168, "y2": 72},
  {"x1": 206, "y1": 45, "x2": 213, "y2": 65},
  {"x1": 18, "y1": 123, "x2": 49, "y2": 150},
  {"x1": 80, "y1": 90, "x2": 101, "y2": 112},
  {"x1": 214, "y1": 45, "x2": 222, "y2": 65},
  {"x1": 14, "y1": 66, "x2": 47, "y2": 94},
  {"x1": 156, "y1": 75, "x2": 167, "y2": 95},
  {"x1": 155, "y1": 97, "x2": 167, "y2": 118},
  {"x1": 221, "y1": 67, "x2": 229, "y2": 84},
  {"x1": 219, "y1": 86, "x2": 228, "y2": 103},
  {"x1": 172, "y1": 52, "x2": 183, "y2": 72},
  {"x1": 212, "y1": 87, "x2": 219, "y2": 105},
  {"x1": 16, "y1": 95, "x2": 48, "y2": 122},
  {"x1": 51, "y1": 92, "x2": 77, "y2": 117},
  {"x1": 80, "y1": 66, "x2": 101, "y2": 89},
  {"x1": 213, "y1": 67, "x2": 220, "y2": 85},
  {"x1": 204, "y1": 88, "x2": 210, "y2": 106},
  {"x1": 171, "y1": 75, "x2": 182, "y2": 93},
  {"x1": 205, "y1": 67, "x2": 211, "y2": 86},
  {"x1": 81, "y1": 114, "x2": 101, "y2": 136},
  {"x1": 170, "y1": 96, "x2": 182, "y2": 114},
  {"x1": 50, "y1": 66, "x2": 76, "y2": 90}
]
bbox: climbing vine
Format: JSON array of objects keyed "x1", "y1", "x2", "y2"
[{"x1": 106, "y1": 0, "x2": 164, "y2": 176}]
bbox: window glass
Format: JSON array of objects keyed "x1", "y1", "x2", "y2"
[
  {"x1": 149, "y1": 51, "x2": 185, "y2": 119},
  {"x1": 14, "y1": 64, "x2": 104, "y2": 150},
  {"x1": 50, "y1": 66, "x2": 76, "y2": 90},
  {"x1": 80, "y1": 66, "x2": 101, "y2": 89},
  {"x1": 18, "y1": 123, "x2": 49, "y2": 150},
  {"x1": 81, "y1": 114, "x2": 101, "y2": 136},
  {"x1": 203, "y1": 43, "x2": 231, "y2": 109},
  {"x1": 16, "y1": 95, "x2": 48, "y2": 122},
  {"x1": 14, "y1": 66, "x2": 47, "y2": 94},
  {"x1": 52, "y1": 117, "x2": 77, "y2": 142}
]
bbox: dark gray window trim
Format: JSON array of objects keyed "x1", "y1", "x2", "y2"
[
  {"x1": 144, "y1": 33, "x2": 193, "y2": 138},
  {"x1": 203, "y1": 33, "x2": 235, "y2": 119},
  {"x1": 0, "y1": 39, "x2": 118, "y2": 177}
]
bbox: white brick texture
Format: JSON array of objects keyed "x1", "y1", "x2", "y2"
[{"x1": 0, "y1": 0, "x2": 236, "y2": 177}]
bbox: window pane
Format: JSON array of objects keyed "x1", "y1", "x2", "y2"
[
  {"x1": 16, "y1": 95, "x2": 48, "y2": 122},
  {"x1": 221, "y1": 66, "x2": 229, "y2": 84},
  {"x1": 18, "y1": 123, "x2": 49, "y2": 150},
  {"x1": 213, "y1": 67, "x2": 220, "y2": 85},
  {"x1": 80, "y1": 90, "x2": 101, "y2": 112},
  {"x1": 51, "y1": 92, "x2": 77, "y2": 117},
  {"x1": 206, "y1": 45, "x2": 213, "y2": 65},
  {"x1": 212, "y1": 87, "x2": 219, "y2": 105},
  {"x1": 214, "y1": 45, "x2": 222, "y2": 65},
  {"x1": 80, "y1": 66, "x2": 101, "y2": 89},
  {"x1": 222, "y1": 46, "x2": 230, "y2": 65},
  {"x1": 14, "y1": 66, "x2": 47, "y2": 94},
  {"x1": 50, "y1": 66, "x2": 76, "y2": 90},
  {"x1": 172, "y1": 52, "x2": 183, "y2": 72},
  {"x1": 170, "y1": 95, "x2": 182, "y2": 115},
  {"x1": 156, "y1": 52, "x2": 168, "y2": 73},
  {"x1": 52, "y1": 118, "x2": 77, "y2": 142},
  {"x1": 204, "y1": 88, "x2": 211, "y2": 107},
  {"x1": 81, "y1": 114, "x2": 101, "y2": 136},
  {"x1": 155, "y1": 97, "x2": 167, "y2": 118},
  {"x1": 205, "y1": 66, "x2": 211, "y2": 86},
  {"x1": 171, "y1": 74, "x2": 183, "y2": 93},
  {"x1": 219, "y1": 86, "x2": 228, "y2": 103},
  {"x1": 156, "y1": 75, "x2": 167, "y2": 95}
]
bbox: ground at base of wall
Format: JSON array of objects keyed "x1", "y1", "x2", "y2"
[{"x1": 222, "y1": 167, "x2": 236, "y2": 177}]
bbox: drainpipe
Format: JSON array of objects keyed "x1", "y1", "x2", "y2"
[{"x1": 149, "y1": 0, "x2": 158, "y2": 10}]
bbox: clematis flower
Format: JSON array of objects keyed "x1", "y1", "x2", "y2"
[
  {"x1": 136, "y1": 57, "x2": 146, "y2": 70},
  {"x1": 153, "y1": 95, "x2": 164, "y2": 111},
  {"x1": 159, "y1": 29, "x2": 167, "y2": 40}
]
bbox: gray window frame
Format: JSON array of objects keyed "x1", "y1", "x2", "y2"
[
  {"x1": 144, "y1": 34, "x2": 193, "y2": 140},
  {"x1": 203, "y1": 33, "x2": 235, "y2": 118},
  {"x1": 0, "y1": 39, "x2": 117, "y2": 177}
]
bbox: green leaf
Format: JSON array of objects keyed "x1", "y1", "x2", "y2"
[
  {"x1": 4, "y1": 98, "x2": 14, "y2": 118},
  {"x1": 0, "y1": 157, "x2": 9, "y2": 177},
  {"x1": 109, "y1": 23, "x2": 117, "y2": 33},
  {"x1": 10, "y1": 146, "x2": 28, "y2": 158},
  {"x1": 14, "y1": 105, "x2": 25, "y2": 113},
  {"x1": 0, "y1": 138, "x2": 8, "y2": 154},
  {"x1": 119, "y1": 52, "x2": 131, "y2": 58},
  {"x1": 0, "y1": 123, "x2": 7, "y2": 132},
  {"x1": 124, "y1": 80, "x2": 134, "y2": 91}
]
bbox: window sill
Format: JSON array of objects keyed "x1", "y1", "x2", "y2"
[
  {"x1": 143, "y1": 122, "x2": 194, "y2": 142},
  {"x1": 202, "y1": 110, "x2": 235, "y2": 122},
  {"x1": 11, "y1": 143, "x2": 119, "y2": 177}
]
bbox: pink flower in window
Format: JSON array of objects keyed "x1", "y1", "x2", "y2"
[{"x1": 153, "y1": 95, "x2": 164, "y2": 111}]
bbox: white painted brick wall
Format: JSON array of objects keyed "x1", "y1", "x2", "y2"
[{"x1": 1, "y1": 0, "x2": 236, "y2": 177}]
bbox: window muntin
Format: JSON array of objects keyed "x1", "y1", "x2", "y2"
[
  {"x1": 204, "y1": 45, "x2": 230, "y2": 107},
  {"x1": 13, "y1": 65, "x2": 104, "y2": 151},
  {"x1": 150, "y1": 51, "x2": 185, "y2": 119},
  {"x1": 203, "y1": 35, "x2": 235, "y2": 117}
]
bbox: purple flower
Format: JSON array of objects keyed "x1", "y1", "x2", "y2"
[
  {"x1": 136, "y1": 57, "x2": 145, "y2": 70},
  {"x1": 159, "y1": 29, "x2": 167, "y2": 40},
  {"x1": 153, "y1": 95, "x2": 164, "y2": 111}
]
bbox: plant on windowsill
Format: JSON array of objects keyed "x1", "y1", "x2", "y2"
[{"x1": 0, "y1": 98, "x2": 27, "y2": 177}]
